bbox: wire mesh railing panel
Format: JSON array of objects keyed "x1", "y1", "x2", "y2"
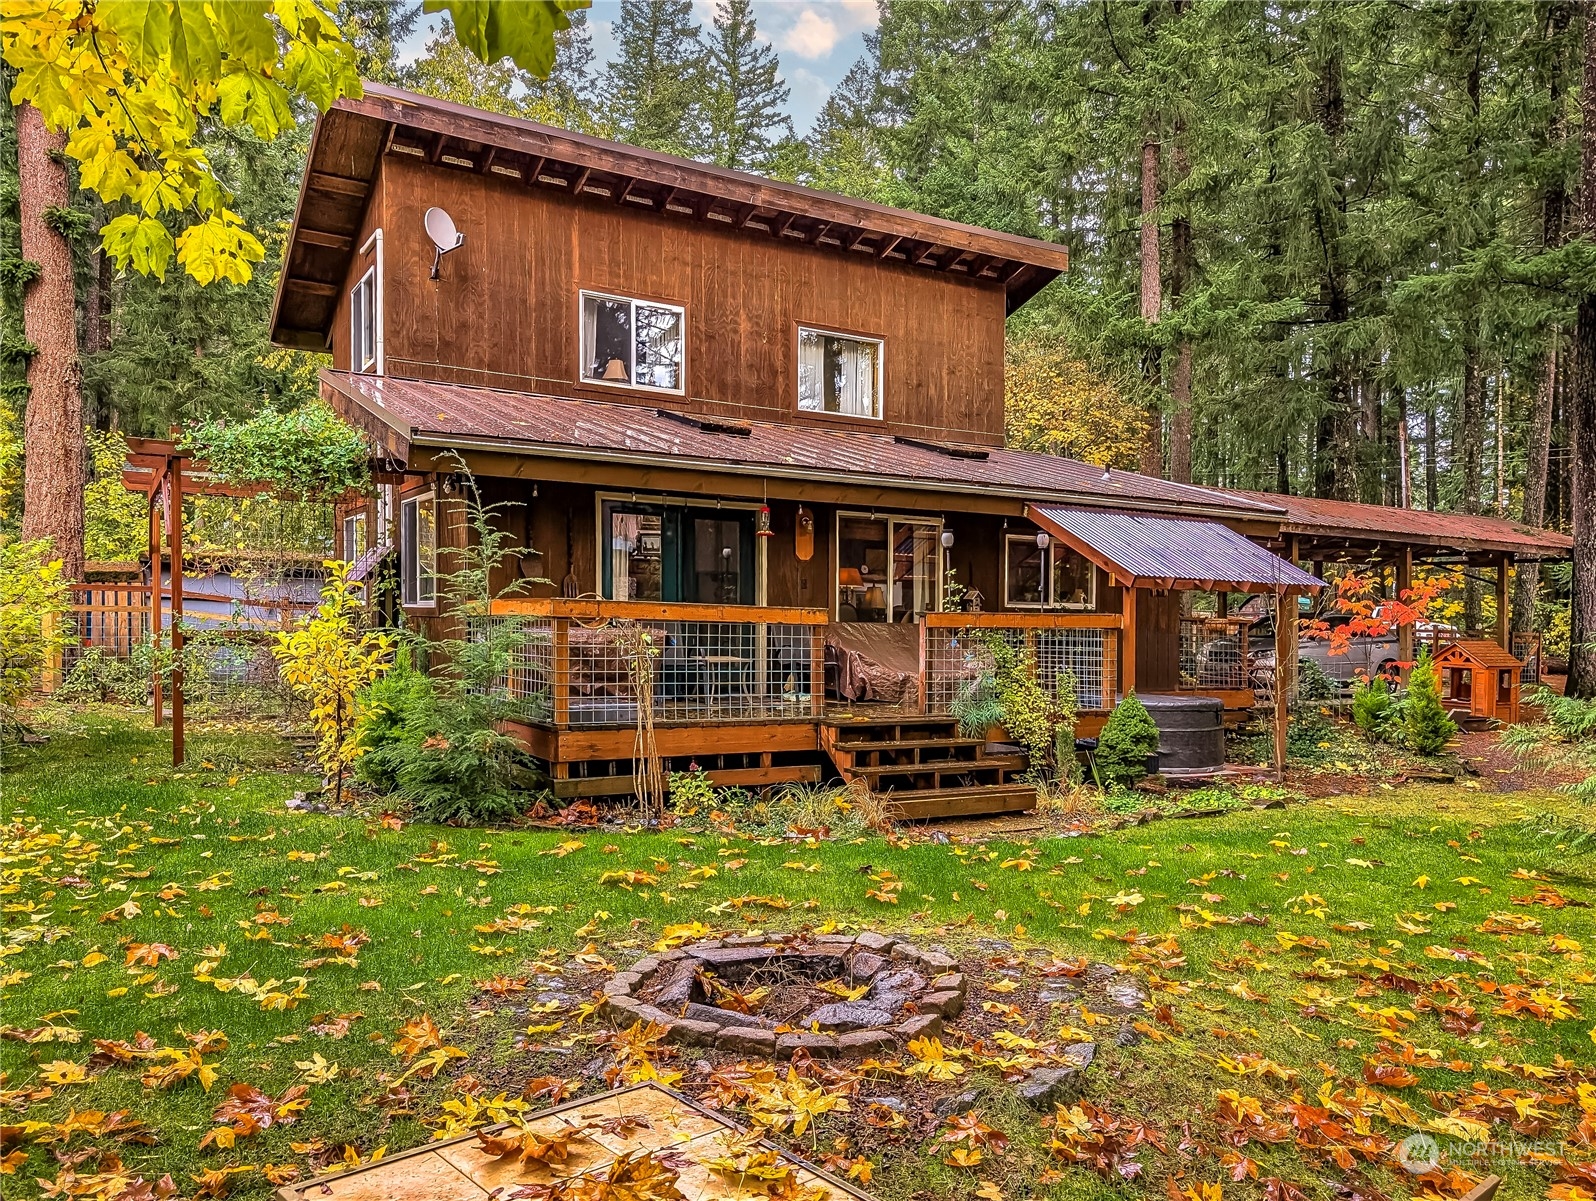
[
  {"x1": 473, "y1": 614, "x2": 821, "y2": 726},
  {"x1": 925, "y1": 624, "x2": 1116, "y2": 714},
  {"x1": 1512, "y1": 632, "x2": 1542, "y2": 685},
  {"x1": 1179, "y1": 617, "x2": 1256, "y2": 691}
]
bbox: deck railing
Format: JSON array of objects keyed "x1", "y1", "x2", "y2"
[
  {"x1": 480, "y1": 599, "x2": 826, "y2": 727},
  {"x1": 1178, "y1": 615, "x2": 1257, "y2": 692},
  {"x1": 920, "y1": 612, "x2": 1121, "y2": 715}
]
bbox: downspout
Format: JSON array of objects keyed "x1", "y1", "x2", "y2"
[{"x1": 359, "y1": 227, "x2": 384, "y2": 376}]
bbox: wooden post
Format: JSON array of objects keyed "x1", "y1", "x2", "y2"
[
  {"x1": 1273, "y1": 585, "x2": 1297, "y2": 782},
  {"x1": 150, "y1": 476, "x2": 163, "y2": 726},
  {"x1": 168, "y1": 466, "x2": 185, "y2": 767},
  {"x1": 812, "y1": 626, "x2": 826, "y2": 718},
  {"x1": 917, "y1": 618, "x2": 929, "y2": 715},
  {"x1": 1396, "y1": 546, "x2": 1414, "y2": 677},
  {"x1": 1495, "y1": 552, "x2": 1511, "y2": 651},
  {"x1": 1215, "y1": 590, "x2": 1229, "y2": 619},
  {"x1": 551, "y1": 617, "x2": 570, "y2": 727},
  {"x1": 1120, "y1": 582, "x2": 1138, "y2": 698}
]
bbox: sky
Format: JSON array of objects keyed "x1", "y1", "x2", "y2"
[{"x1": 397, "y1": 1, "x2": 878, "y2": 135}]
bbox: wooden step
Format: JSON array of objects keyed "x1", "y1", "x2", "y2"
[
  {"x1": 832, "y1": 735, "x2": 986, "y2": 751},
  {"x1": 850, "y1": 756, "x2": 1024, "y2": 780},
  {"x1": 885, "y1": 783, "x2": 1038, "y2": 820},
  {"x1": 552, "y1": 763, "x2": 820, "y2": 799}
]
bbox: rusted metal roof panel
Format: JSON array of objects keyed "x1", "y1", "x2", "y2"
[
  {"x1": 1227, "y1": 490, "x2": 1572, "y2": 559},
  {"x1": 1029, "y1": 504, "x2": 1323, "y2": 590},
  {"x1": 323, "y1": 372, "x2": 1284, "y2": 519}
]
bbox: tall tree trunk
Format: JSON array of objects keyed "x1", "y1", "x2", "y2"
[
  {"x1": 17, "y1": 103, "x2": 85, "y2": 583},
  {"x1": 1167, "y1": 115, "x2": 1193, "y2": 484},
  {"x1": 1139, "y1": 123, "x2": 1164, "y2": 478},
  {"x1": 1461, "y1": 345, "x2": 1486, "y2": 632},
  {"x1": 1425, "y1": 399, "x2": 1439, "y2": 510},
  {"x1": 1312, "y1": 46, "x2": 1357, "y2": 501},
  {"x1": 1567, "y1": 9, "x2": 1596, "y2": 699},
  {"x1": 1516, "y1": 6, "x2": 1572, "y2": 638}
]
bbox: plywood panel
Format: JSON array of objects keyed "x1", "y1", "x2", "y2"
[{"x1": 360, "y1": 154, "x2": 1007, "y2": 446}]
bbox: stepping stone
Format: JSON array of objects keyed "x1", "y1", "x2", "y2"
[{"x1": 803, "y1": 1002, "x2": 895, "y2": 1032}]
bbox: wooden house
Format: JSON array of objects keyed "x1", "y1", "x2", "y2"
[
  {"x1": 270, "y1": 85, "x2": 1339, "y2": 816},
  {"x1": 1433, "y1": 640, "x2": 1523, "y2": 726}
]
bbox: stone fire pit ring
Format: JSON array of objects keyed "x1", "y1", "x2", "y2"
[{"x1": 600, "y1": 932, "x2": 967, "y2": 1059}]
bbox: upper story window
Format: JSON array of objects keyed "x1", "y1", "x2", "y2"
[
  {"x1": 798, "y1": 328, "x2": 882, "y2": 419},
  {"x1": 1004, "y1": 535, "x2": 1096, "y2": 610},
  {"x1": 351, "y1": 267, "x2": 377, "y2": 372},
  {"x1": 581, "y1": 291, "x2": 684, "y2": 393},
  {"x1": 400, "y1": 491, "x2": 436, "y2": 607}
]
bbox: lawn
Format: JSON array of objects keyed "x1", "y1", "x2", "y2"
[{"x1": 1, "y1": 708, "x2": 1592, "y2": 1201}]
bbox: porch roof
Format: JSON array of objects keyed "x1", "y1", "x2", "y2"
[
  {"x1": 1026, "y1": 504, "x2": 1324, "y2": 594},
  {"x1": 322, "y1": 372, "x2": 1283, "y2": 522}
]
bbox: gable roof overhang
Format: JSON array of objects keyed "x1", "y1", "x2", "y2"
[
  {"x1": 270, "y1": 84, "x2": 1072, "y2": 349},
  {"x1": 319, "y1": 371, "x2": 1283, "y2": 526},
  {"x1": 1026, "y1": 504, "x2": 1324, "y2": 595}
]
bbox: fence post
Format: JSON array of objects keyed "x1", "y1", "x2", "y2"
[
  {"x1": 551, "y1": 617, "x2": 570, "y2": 727},
  {"x1": 41, "y1": 609, "x2": 63, "y2": 693}
]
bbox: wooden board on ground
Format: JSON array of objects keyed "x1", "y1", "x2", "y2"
[
  {"x1": 276, "y1": 1082, "x2": 872, "y2": 1201},
  {"x1": 884, "y1": 782, "x2": 1037, "y2": 820}
]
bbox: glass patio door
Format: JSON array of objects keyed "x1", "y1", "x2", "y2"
[{"x1": 603, "y1": 501, "x2": 755, "y2": 605}]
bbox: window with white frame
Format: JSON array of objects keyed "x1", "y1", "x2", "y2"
[
  {"x1": 1003, "y1": 535, "x2": 1096, "y2": 610},
  {"x1": 351, "y1": 267, "x2": 377, "y2": 372},
  {"x1": 342, "y1": 511, "x2": 367, "y2": 560},
  {"x1": 580, "y1": 291, "x2": 683, "y2": 392},
  {"x1": 798, "y1": 327, "x2": 882, "y2": 419},
  {"x1": 836, "y1": 512, "x2": 940, "y2": 622},
  {"x1": 400, "y1": 492, "x2": 436, "y2": 606}
]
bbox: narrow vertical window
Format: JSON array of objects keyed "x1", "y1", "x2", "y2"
[
  {"x1": 351, "y1": 267, "x2": 377, "y2": 372},
  {"x1": 400, "y1": 492, "x2": 436, "y2": 606}
]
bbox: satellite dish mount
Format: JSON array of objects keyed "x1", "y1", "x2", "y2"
[{"x1": 424, "y1": 207, "x2": 464, "y2": 280}]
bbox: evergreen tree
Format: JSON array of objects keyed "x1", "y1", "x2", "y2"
[
  {"x1": 598, "y1": 0, "x2": 707, "y2": 157},
  {"x1": 341, "y1": 0, "x2": 422, "y2": 84},
  {"x1": 702, "y1": 0, "x2": 791, "y2": 171},
  {"x1": 1402, "y1": 650, "x2": 1458, "y2": 755}
]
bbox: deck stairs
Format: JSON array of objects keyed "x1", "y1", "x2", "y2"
[{"x1": 819, "y1": 713, "x2": 1037, "y2": 820}]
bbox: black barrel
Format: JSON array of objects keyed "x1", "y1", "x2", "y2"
[{"x1": 1137, "y1": 693, "x2": 1225, "y2": 770}]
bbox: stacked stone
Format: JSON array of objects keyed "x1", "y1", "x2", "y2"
[{"x1": 599, "y1": 931, "x2": 969, "y2": 1059}]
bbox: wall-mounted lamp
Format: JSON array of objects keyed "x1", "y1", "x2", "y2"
[
  {"x1": 1036, "y1": 531, "x2": 1051, "y2": 550},
  {"x1": 424, "y1": 207, "x2": 465, "y2": 280},
  {"x1": 940, "y1": 529, "x2": 955, "y2": 550}
]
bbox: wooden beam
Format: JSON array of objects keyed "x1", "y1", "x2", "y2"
[
  {"x1": 297, "y1": 227, "x2": 353, "y2": 251},
  {"x1": 771, "y1": 211, "x2": 797, "y2": 238},
  {"x1": 524, "y1": 154, "x2": 546, "y2": 184},
  {"x1": 475, "y1": 145, "x2": 497, "y2": 173},
  {"x1": 570, "y1": 166, "x2": 593, "y2": 194},
  {"x1": 285, "y1": 278, "x2": 338, "y2": 297},
  {"x1": 614, "y1": 175, "x2": 638, "y2": 204},
  {"x1": 1396, "y1": 545, "x2": 1414, "y2": 676},
  {"x1": 1273, "y1": 585, "x2": 1299, "y2": 782},
  {"x1": 167, "y1": 469, "x2": 185, "y2": 767},
  {"x1": 875, "y1": 234, "x2": 903, "y2": 259},
  {"x1": 808, "y1": 220, "x2": 832, "y2": 245},
  {"x1": 307, "y1": 170, "x2": 367, "y2": 197},
  {"x1": 427, "y1": 131, "x2": 447, "y2": 163},
  {"x1": 1121, "y1": 587, "x2": 1138, "y2": 697},
  {"x1": 489, "y1": 598, "x2": 827, "y2": 624}
]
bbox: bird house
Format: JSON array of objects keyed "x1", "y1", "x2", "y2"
[{"x1": 1433, "y1": 639, "x2": 1523, "y2": 725}]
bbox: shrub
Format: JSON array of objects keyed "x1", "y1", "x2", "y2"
[
  {"x1": 181, "y1": 402, "x2": 369, "y2": 499},
  {"x1": 57, "y1": 646, "x2": 148, "y2": 704},
  {"x1": 272, "y1": 561, "x2": 393, "y2": 803},
  {"x1": 1094, "y1": 690, "x2": 1160, "y2": 786},
  {"x1": 354, "y1": 654, "x2": 535, "y2": 825},
  {"x1": 1350, "y1": 675, "x2": 1395, "y2": 741},
  {"x1": 953, "y1": 633, "x2": 1078, "y2": 782},
  {"x1": 1401, "y1": 649, "x2": 1457, "y2": 756},
  {"x1": 1296, "y1": 658, "x2": 1340, "y2": 703},
  {"x1": 667, "y1": 766, "x2": 717, "y2": 816},
  {"x1": 1, "y1": 539, "x2": 69, "y2": 720}
]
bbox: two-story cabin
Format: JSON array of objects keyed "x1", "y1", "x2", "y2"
[{"x1": 271, "y1": 85, "x2": 1324, "y2": 816}]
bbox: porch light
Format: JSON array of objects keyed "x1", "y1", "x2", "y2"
[
  {"x1": 940, "y1": 529, "x2": 954, "y2": 549},
  {"x1": 1036, "y1": 531, "x2": 1051, "y2": 550}
]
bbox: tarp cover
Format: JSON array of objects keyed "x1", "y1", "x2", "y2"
[{"x1": 1027, "y1": 504, "x2": 1323, "y2": 592}]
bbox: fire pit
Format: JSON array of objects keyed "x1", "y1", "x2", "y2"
[{"x1": 600, "y1": 932, "x2": 967, "y2": 1058}]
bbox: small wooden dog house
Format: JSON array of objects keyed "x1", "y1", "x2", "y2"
[{"x1": 1434, "y1": 639, "x2": 1523, "y2": 725}]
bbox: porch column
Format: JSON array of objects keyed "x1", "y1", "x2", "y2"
[
  {"x1": 1495, "y1": 553, "x2": 1511, "y2": 651},
  {"x1": 1396, "y1": 547, "x2": 1413, "y2": 676},
  {"x1": 1273, "y1": 585, "x2": 1298, "y2": 782},
  {"x1": 1120, "y1": 582, "x2": 1138, "y2": 697}
]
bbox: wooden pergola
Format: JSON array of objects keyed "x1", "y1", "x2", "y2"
[{"x1": 122, "y1": 436, "x2": 271, "y2": 766}]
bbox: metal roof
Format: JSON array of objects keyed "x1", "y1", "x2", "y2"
[
  {"x1": 1225, "y1": 489, "x2": 1572, "y2": 560},
  {"x1": 321, "y1": 372, "x2": 1284, "y2": 521},
  {"x1": 1028, "y1": 504, "x2": 1323, "y2": 593}
]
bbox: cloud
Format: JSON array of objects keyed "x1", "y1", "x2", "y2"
[{"x1": 773, "y1": 2, "x2": 877, "y2": 60}]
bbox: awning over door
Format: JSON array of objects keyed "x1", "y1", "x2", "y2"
[{"x1": 1026, "y1": 504, "x2": 1323, "y2": 594}]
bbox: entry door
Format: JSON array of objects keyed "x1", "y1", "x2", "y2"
[{"x1": 603, "y1": 501, "x2": 754, "y2": 604}]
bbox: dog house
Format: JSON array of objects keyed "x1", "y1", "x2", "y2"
[{"x1": 1433, "y1": 639, "x2": 1522, "y2": 725}]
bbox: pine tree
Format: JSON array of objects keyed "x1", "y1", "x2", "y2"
[
  {"x1": 1402, "y1": 650, "x2": 1458, "y2": 756},
  {"x1": 598, "y1": 0, "x2": 707, "y2": 158},
  {"x1": 702, "y1": 0, "x2": 791, "y2": 171},
  {"x1": 1094, "y1": 690, "x2": 1161, "y2": 786}
]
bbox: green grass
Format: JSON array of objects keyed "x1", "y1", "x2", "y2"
[{"x1": 2, "y1": 709, "x2": 1593, "y2": 1200}]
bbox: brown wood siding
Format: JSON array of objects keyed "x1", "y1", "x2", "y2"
[
  {"x1": 362, "y1": 154, "x2": 1007, "y2": 446},
  {"x1": 1134, "y1": 590, "x2": 1181, "y2": 692}
]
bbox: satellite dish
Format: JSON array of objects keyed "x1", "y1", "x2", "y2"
[{"x1": 423, "y1": 207, "x2": 464, "y2": 279}]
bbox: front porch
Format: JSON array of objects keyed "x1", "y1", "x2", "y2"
[{"x1": 482, "y1": 597, "x2": 1253, "y2": 814}]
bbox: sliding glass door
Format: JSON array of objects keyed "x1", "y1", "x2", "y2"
[
  {"x1": 835, "y1": 513, "x2": 940, "y2": 621},
  {"x1": 603, "y1": 501, "x2": 755, "y2": 604}
]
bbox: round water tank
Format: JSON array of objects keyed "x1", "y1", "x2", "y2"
[{"x1": 1137, "y1": 693, "x2": 1225, "y2": 771}]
